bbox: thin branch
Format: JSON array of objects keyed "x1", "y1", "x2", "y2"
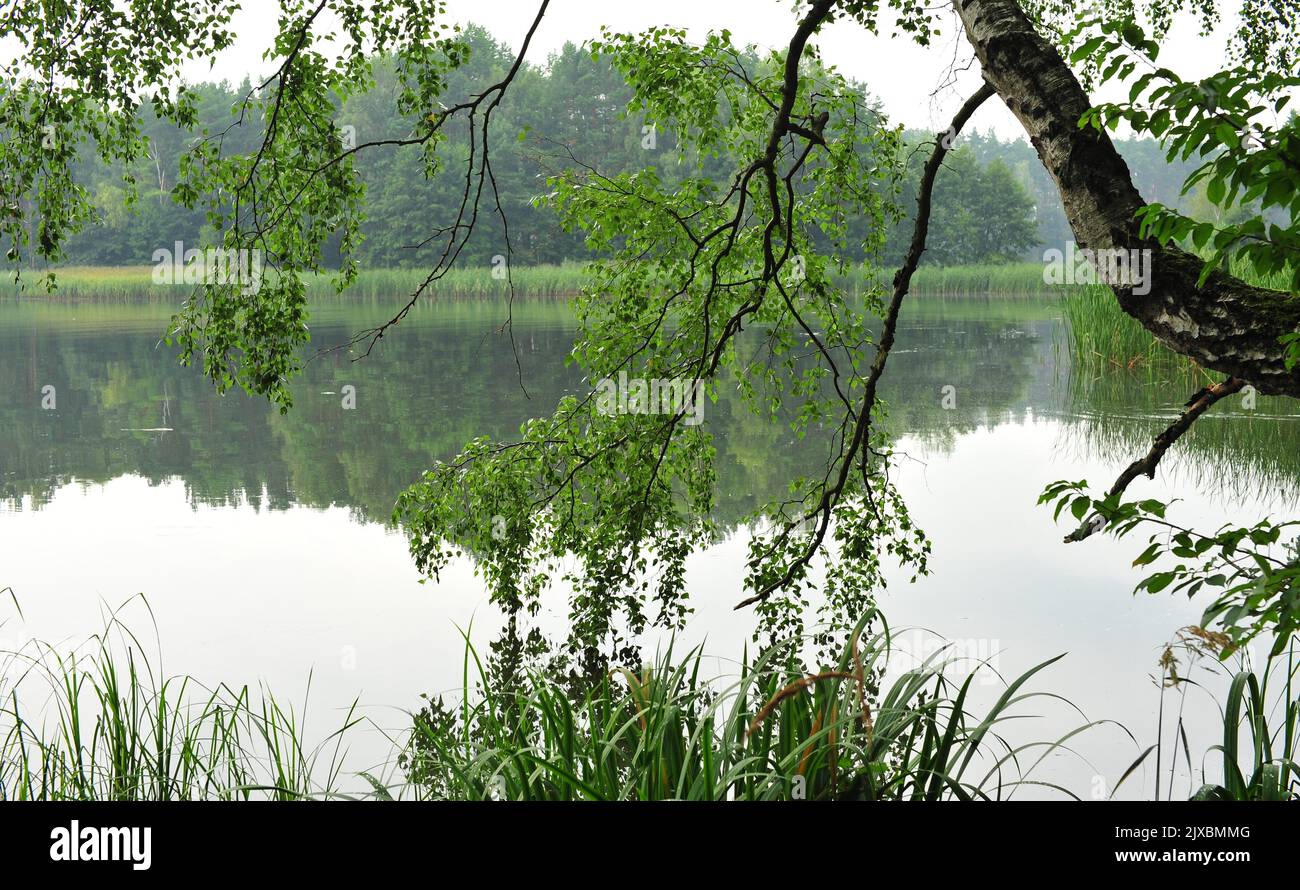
[
  {"x1": 1064, "y1": 376, "x2": 1248, "y2": 542},
  {"x1": 735, "y1": 79, "x2": 997, "y2": 610}
]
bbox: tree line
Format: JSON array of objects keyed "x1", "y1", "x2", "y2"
[{"x1": 32, "y1": 25, "x2": 1205, "y2": 273}]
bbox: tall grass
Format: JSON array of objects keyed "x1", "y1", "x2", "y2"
[
  {"x1": 1060, "y1": 283, "x2": 1202, "y2": 381},
  {"x1": 0, "y1": 263, "x2": 588, "y2": 301},
  {"x1": 1061, "y1": 254, "x2": 1298, "y2": 378},
  {"x1": 1226, "y1": 254, "x2": 1296, "y2": 292},
  {"x1": 7, "y1": 594, "x2": 1291, "y2": 801},
  {"x1": 8, "y1": 253, "x2": 1291, "y2": 305},
  {"x1": 900, "y1": 263, "x2": 1048, "y2": 297},
  {"x1": 6, "y1": 261, "x2": 1061, "y2": 302},
  {"x1": 1145, "y1": 627, "x2": 1299, "y2": 801},
  {"x1": 400, "y1": 612, "x2": 1101, "y2": 800},
  {"x1": 0, "y1": 594, "x2": 360, "y2": 800},
  {"x1": 304, "y1": 264, "x2": 586, "y2": 299},
  {"x1": 838, "y1": 263, "x2": 1049, "y2": 298}
]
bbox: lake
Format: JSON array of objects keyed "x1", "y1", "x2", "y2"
[{"x1": 2, "y1": 293, "x2": 1297, "y2": 798}]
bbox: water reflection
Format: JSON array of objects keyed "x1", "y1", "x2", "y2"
[
  {"x1": 3, "y1": 296, "x2": 1296, "y2": 520},
  {"x1": 2, "y1": 293, "x2": 1297, "y2": 797}
]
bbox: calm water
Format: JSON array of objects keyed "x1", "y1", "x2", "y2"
[{"x1": 2, "y1": 294, "x2": 1297, "y2": 797}]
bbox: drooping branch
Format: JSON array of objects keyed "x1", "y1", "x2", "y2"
[
  {"x1": 1064, "y1": 377, "x2": 1248, "y2": 542},
  {"x1": 345, "y1": 0, "x2": 552, "y2": 358},
  {"x1": 401, "y1": 0, "x2": 865, "y2": 642},
  {"x1": 953, "y1": 0, "x2": 1300, "y2": 398},
  {"x1": 734, "y1": 80, "x2": 997, "y2": 610}
]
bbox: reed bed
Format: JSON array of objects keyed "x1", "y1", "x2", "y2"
[
  {"x1": 898, "y1": 262, "x2": 1049, "y2": 297},
  {"x1": 1060, "y1": 255, "x2": 1298, "y2": 379},
  {"x1": 0, "y1": 264, "x2": 589, "y2": 301},
  {"x1": 6, "y1": 253, "x2": 1289, "y2": 306},
  {"x1": 6, "y1": 261, "x2": 1060, "y2": 302},
  {"x1": 306, "y1": 264, "x2": 586, "y2": 299},
  {"x1": 1059, "y1": 283, "x2": 1195, "y2": 380}
]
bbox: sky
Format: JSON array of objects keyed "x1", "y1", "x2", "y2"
[{"x1": 176, "y1": 0, "x2": 1248, "y2": 140}]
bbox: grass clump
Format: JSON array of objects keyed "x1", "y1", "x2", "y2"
[
  {"x1": 1147, "y1": 627, "x2": 1299, "y2": 801},
  {"x1": 1060, "y1": 254, "x2": 1298, "y2": 379},
  {"x1": 0, "y1": 594, "x2": 358, "y2": 800},
  {"x1": 1060, "y1": 283, "x2": 1196, "y2": 379},
  {"x1": 400, "y1": 612, "x2": 1101, "y2": 801}
]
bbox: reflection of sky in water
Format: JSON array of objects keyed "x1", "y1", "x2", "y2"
[{"x1": 0, "y1": 297, "x2": 1294, "y2": 798}]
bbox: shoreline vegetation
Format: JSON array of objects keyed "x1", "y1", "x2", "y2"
[
  {"x1": 4, "y1": 262, "x2": 1291, "y2": 386},
  {"x1": 6, "y1": 260, "x2": 1291, "y2": 383},
  {"x1": 7, "y1": 256, "x2": 1284, "y2": 301},
  {"x1": 0, "y1": 601, "x2": 1103, "y2": 801},
  {"x1": 3, "y1": 261, "x2": 1063, "y2": 301},
  {"x1": 6, "y1": 260, "x2": 1289, "y2": 378},
  {"x1": 3, "y1": 597, "x2": 1293, "y2": 800}
]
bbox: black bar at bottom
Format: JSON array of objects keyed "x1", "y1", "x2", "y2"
[{"x1": 0, "y1": 801, "x2": 1285, "y2": 876}]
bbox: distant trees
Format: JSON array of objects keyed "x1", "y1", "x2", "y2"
[
  {"x1": 41, "y1": 26, "x2": 1056, "y2": 270},
  {"x1": 884, "y1": 148, "x2": 1038, "y2": 266}
]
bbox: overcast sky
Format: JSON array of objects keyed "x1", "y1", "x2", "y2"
[{"x1": 178, "y1": 0, "x2": 1245, "y2": 140}]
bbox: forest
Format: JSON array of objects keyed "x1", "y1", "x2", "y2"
[{"x1": 8, "y1": 26, "x2": 1214, "y2": 273}]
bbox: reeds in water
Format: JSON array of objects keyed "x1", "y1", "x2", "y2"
[{"x1": 0, "y1": 264, "x2": 588, "y2": 301}]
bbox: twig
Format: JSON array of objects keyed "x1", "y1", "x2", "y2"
[{"x1": 1064, "y1": 377, "x2": 1247, "y2": 542}]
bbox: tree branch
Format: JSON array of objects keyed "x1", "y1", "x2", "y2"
[
  {"x1": 1064, "y1": 377, "x2": 1248, "y2": 542},
  {"x1": 734, "y1": 79, "x2": 996, "y2": 609}
]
